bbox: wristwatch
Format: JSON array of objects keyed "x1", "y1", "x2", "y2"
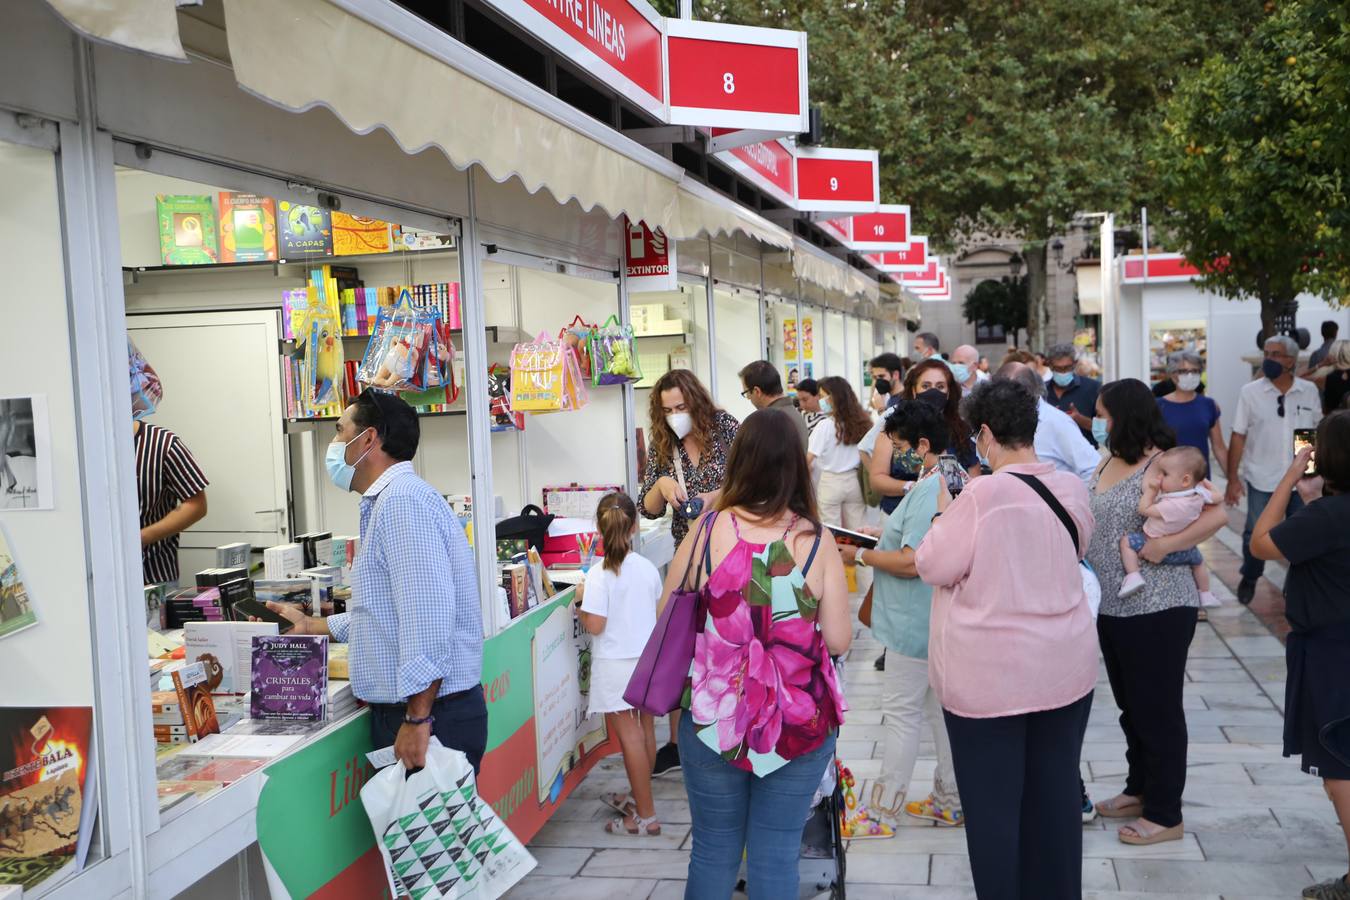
[
  {"x1": 853, "y1": 545, "x2": 866, "y2": 565},
  {"x1": 403, "y1": 713, "x2": 435, "y2": 727}
]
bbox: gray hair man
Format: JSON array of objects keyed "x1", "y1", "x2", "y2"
[
  {"x1": 1226, "y1": 334, "x2": 1322, "y2": 604},
  {"x1": 1044, "y1": 342, "x2": 1100, "y2": 446},
  {"x1": 998, "y1": 361, "x2": 1101, "y2": 481}
]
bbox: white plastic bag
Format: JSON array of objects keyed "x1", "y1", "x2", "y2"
[{"x1": 360, "y1": 740, "x2": 536, "y2": 899}]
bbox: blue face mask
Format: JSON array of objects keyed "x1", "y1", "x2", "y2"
[
  {"x1": 975, "y1": 428, "x2": 991, "y2": 468},
  {"x1": 819, "y1": 397, "x2": 833, "y2": 415},
  {"x1": 1262, "y1": 358, "x2": 1285, "y2": 381},
  {"x1": 1052, "y1": 371, "x2": 1075, "y2": 387},
  {"x1": 1091, "y1": 417, "x2": 1110, "y2": 447},
  {"x1": 325, "y1": 429, "x2": 375, "y2": 492},
  {"x1": 949, "y1": 363, "x2": 971, "y2": 385}
]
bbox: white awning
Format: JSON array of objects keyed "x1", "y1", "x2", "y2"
[
  {"x1": 41, "y1": 0, "x2": 185, "y2": 59},
  {"x1": 792, "y1": 238, "x2": 849, "y2": 294},
  {"x1": 220, "y1": 0, "x2": 790, "y2": 247},
  {"x1": 1076, "y1": 259, "x2": 1102, "y2": 315}
]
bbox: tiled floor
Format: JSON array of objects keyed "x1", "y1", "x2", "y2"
[{"x1": 510, "y1": 538, "x2": 1344, "y2": 899}]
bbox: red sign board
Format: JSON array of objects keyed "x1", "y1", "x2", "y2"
[
  {"x1": 624, "y1": 218, "x2": 677, "y2": 292},
  {"x1": 898, "y1": 262, "x2": 940, "y2": 285},
  {"x1": 824, "y1": 204, "x2": 910, "y2": 251},
  {"x1": 867, "y1": 236, "x2": 928, "y2": 272},
  {"x1": 794, "y1": 147, "x2": 879, "y2": 213},
  {"x1": 496, "y1": 0, "x2": 665, "y2": 114},
  {"x1": 720, "y1": 139, "x2": 795, "y2": 207},
  {"x1": 1121, "y1": 253, "x2": 1204, "y2": 282},
  {"x1": 666, "y1": 20, "x2": 807, "y2": 132}
]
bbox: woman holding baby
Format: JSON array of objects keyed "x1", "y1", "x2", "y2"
[{"x1": 1085, "y1": 378, "x2": 1230, "y2": 846}]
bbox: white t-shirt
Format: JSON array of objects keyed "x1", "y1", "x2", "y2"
[
  {"x1": 809, "y1": 419, "x2": 864, "y2": 473},
  {"x1": 579, "y1": 553, "x2": 662, "y2": 660},
  {"x1": 1232, "y1": 377, "x2": 1321, "y2": 492}
]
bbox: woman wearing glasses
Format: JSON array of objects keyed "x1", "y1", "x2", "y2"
[{"x1": 1157, "y1": 351, "x2": 1228, "y2": 480}]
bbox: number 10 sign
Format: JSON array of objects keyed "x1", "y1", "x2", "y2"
[{"x1": 665, "y1": 20, "x2": 809, "y2": 133}]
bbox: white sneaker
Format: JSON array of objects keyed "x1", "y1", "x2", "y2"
[{"x1": 1118, "y1": 572, "x2": 1146, "y2": 598}]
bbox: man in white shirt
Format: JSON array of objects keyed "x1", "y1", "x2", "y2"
[
  {"x1": 999, "y1": 362, "x2": 1102, "y2": 481},
  {"x1": 1226, "y1": 334, "x2": 1322, "y2": 604},
  {"x1": 950, "y1": 344, "x2": 981, "y2": 395}
]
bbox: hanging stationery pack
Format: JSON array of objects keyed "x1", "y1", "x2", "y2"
[
  {"x1": 357, "y1": 288, "x2": 431, "y2": 392},
  {"x1": 588, "y1": 314, "x2": 642, "y2": 386},
  {"x1": 128, "y1": 337, "x2": 163, "y2": 421},
  {"x1": 509, "y1": 331, "x2": 588, "y2": 413},
  {"x1": 297, "y1": 300, "x2": 346, "y2": 413},
  {"x1": 487, "y1": 363, "x2": 525, "y2": 431},
  {"x1": 421, "y1": 314, "x2": 460, "y2": 402},
  {"x1": 558, "y1": 314, "x2": 596, "y2": 381}
]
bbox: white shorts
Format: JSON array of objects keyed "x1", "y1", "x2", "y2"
[{"x1": 588, "y1": 657, "x2": 639, "y2": 716}]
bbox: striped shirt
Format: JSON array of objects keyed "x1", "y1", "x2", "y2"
[
  {"x1": 326, "y1": 462, "x2": 483, "y2": 703},
  {"x1": 135, "y1": 423, "x2": 208, "y2": 585}
]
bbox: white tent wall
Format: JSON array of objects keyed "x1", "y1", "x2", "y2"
[{"x1": 1120, "y1": 280, "x2": 1350, "y2": 440}]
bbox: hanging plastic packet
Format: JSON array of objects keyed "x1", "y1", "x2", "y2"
[
  {"x1": 487, "y1": 363, "x2": 524, "y2": 431},
  {"x1": 559, "y1": 314, "x2": 595, "y2": 381},
  {"x1": 128, "y1": 337, "x2": 163, "y2": 421},
  {"x1": 357, "y1": 289, "x2": 428, "y2": 392},
  {"x1": 589, "y1": 314, "x2": 642, "y2": 386},
  {"x1": 298, "y1": 303, "x2": 345, "y2": 411},
  {"x1": 421, "y1": 316, "x2": 459, "y2": 402}
]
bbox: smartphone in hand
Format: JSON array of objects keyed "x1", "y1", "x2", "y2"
[
  {"x1": 1294, "y1": 428, "x2": 1317, "y2": 476},
  {"x1": 232, "y1": 597, "x2": 294, "y2": 632}
]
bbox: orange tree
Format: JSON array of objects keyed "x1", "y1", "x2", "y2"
[{"x1": 1152, "y1": 0, "x2": 1350, "y2": 342}]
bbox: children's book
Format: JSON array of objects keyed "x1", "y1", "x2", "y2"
[
  {"x1": 250, "y1": 635, "x2": 329, "y2": 722},
  {"x1": 277, "y1": 200, "x2": 333, "y2": 258},
  {"x1": 217, "y1": 192, "x2": 278, "y2": 262},
  {"x1": 331, "y1": 212, "x2": 398, "y2": 256},
  {"x1": 156, "y1": 195, "x2": 218, "y2": 265}
]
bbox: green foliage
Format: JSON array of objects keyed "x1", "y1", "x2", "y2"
[
  {"x1": 1151, "y1": 0, "x2": 1350, "y2": 326},
  {"x1": 962, "y1": 278, "x2": 1029, "y2": 346},
  {"x1": 697, "y1": 0, "x2": 1263, "y2": 246}
]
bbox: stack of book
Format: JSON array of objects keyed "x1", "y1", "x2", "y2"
[
  {"x1": 163, "y1": 587, "x2": 226, "y2": 628},
  {"x1": 328, "y1": 680, "x2": 356, "y2": 720},
  {"x1": 263, "y1": 543, "x2": 305, "y2": 580}
]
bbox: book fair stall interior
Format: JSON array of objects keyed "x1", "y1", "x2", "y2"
[{"x1": 0, "y1": 1, "x2": 913, "y2": 897}]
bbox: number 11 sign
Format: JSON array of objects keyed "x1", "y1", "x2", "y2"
[{"x1": 665, "y1": 20, "x2": 809, "y2": 133}]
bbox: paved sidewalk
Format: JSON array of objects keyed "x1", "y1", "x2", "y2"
[{"x1": 507, "y1": 570, "x2": 1343, "y2": 899}]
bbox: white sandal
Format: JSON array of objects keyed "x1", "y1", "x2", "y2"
[{"x1": 604, "y1": 812, "x2": 661, "y2": 836}]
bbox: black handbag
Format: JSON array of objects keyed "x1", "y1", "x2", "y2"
[{"x1": 495, "y1": 504, "x2": 555, "y2": 550}]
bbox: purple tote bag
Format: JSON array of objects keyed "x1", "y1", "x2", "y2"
[{"x1": 623, "y1": 512, "x2": 716, "y2": 716}]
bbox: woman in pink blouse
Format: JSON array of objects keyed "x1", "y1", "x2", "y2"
[{"x1": 916, "y1": 379, "x2": 1097, "y2": 900}]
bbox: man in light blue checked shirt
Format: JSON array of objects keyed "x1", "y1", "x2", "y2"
[{"x1": 268, "y1": 391, "x2": 486, "y2": 771}]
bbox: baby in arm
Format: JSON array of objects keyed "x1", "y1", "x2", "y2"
[{"x1": 1118, "y1": 445, "x2": 1219, "y2": 607}]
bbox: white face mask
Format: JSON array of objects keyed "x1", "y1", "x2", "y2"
[
  {"x1": 666, "y1": 412, "x2": 693, "y2": 440},
  {"x1": 1175, "y1": 373, "x2": 1202, "y2": 392}
]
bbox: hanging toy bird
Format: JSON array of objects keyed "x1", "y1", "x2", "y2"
[{"x1": 312, "y1": 323, "x2": 342, "y2": 406}]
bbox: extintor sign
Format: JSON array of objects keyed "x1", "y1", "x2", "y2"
[{"x1": 624, "y1": 218, "x2": 678, "y2": 292}]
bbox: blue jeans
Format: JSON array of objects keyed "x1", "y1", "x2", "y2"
[
  {"x1": 1241, "y1": 483, "x2": 1303, "y2": 581},
  {"x1": 678, "y1": 711, "x2": 835, "y2": 899}
]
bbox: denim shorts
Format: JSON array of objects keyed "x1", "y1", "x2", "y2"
[{"x1": 1126, "y1": 532, "x2": 1203, "y2": 567}]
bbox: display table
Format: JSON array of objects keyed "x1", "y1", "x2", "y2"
[{"x1": 126, "y1": 585, "x2": 615, "y2": 899}]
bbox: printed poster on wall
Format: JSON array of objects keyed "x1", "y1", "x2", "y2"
[
  {"x1": 0, "y1": 395, "x2": 53, "y2": 511},
  {"x1": 531, "y1": 603, "x2": 607, "y2": 804},
  {"x1": 802, "y1": 317, "x2": 814, "y2": 360},
  {"x1": 0, "y1": 523, "x2": 36, "y2": 640}
]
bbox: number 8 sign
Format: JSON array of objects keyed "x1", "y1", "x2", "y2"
[{"x1": 665, "y1": 20, "x2": 808, "y2": 132}]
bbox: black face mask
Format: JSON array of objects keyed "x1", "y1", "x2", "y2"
[
  {"x1": 917, "y1": 388, "x2": 947, "y2": 410},
  {"x1": 874, "y1": 377, "x2": 893, "y2": 396}
]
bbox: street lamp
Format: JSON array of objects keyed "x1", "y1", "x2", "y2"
[
  {"x1": 1051, "y1": 239, "x2": 1065, "y2": 268},
  {"x1": 1008, "y1": 252, "x2": 1023, "y2": 278}
]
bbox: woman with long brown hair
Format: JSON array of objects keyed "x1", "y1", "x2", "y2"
[
  {"x1": 662, "y1": 407, "x2": 850, "y2": 898},
  {"x1": 640, "y1": 369, "x2": 740, "y2": 546},
  {"x1": 808, "y1": 376, "x2": 872, "y2": 529},
  {"x1": 640, "y1": 369, "x2": 739, "y2": 775},
  {"x1": 904, "y1": 358, "x2": 980, "y2": 475}
]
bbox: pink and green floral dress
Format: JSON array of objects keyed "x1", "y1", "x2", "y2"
[{"x1": 683, "y1": 513, "x2": 847, "y2": 776}]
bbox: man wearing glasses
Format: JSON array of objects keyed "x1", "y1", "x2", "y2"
[
  {"x1": 1043, "y1": 343, "x2": 1101, "y2": 446},
  {"x1": 1226, "y1": 335, "x2": 1323, "y2": 605}
]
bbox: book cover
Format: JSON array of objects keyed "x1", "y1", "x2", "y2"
[
  {"x1": 155, "y1": 194, "x2": 218, "y2": 265},
  {"x1": 503, "y1": 563, "x2": 529, "y2": 619},
  {"x1": 0, "y1": 707, "x2": 93, "y2": 887},
  {"x1": 331, "y1": 212, "x2": 395, "y2": 256},
  {"x1": 170, "y1": 662, "x2": 221, "y2": 741},
  {"x1": 277, "y1": 201, "x2": 332, "y2": 258},
  {"x1": 217, "y1": 192, "x2": 278, "y2": 262},
  {"x1": 253, "y1": 579, "x2": 314, "y2": 616},
  {"x1": 263, "y1": 543, "x2": 305, "y2": 580},
  {"x1": 216, "y1": 542, "x2": 251, "y2": 569},
  {"x1": 250, "y1": 635, "x2": 329, "y2": 721},
  {"x1": 184, "y1": 621, "x2": 279, "y2": 694}
]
